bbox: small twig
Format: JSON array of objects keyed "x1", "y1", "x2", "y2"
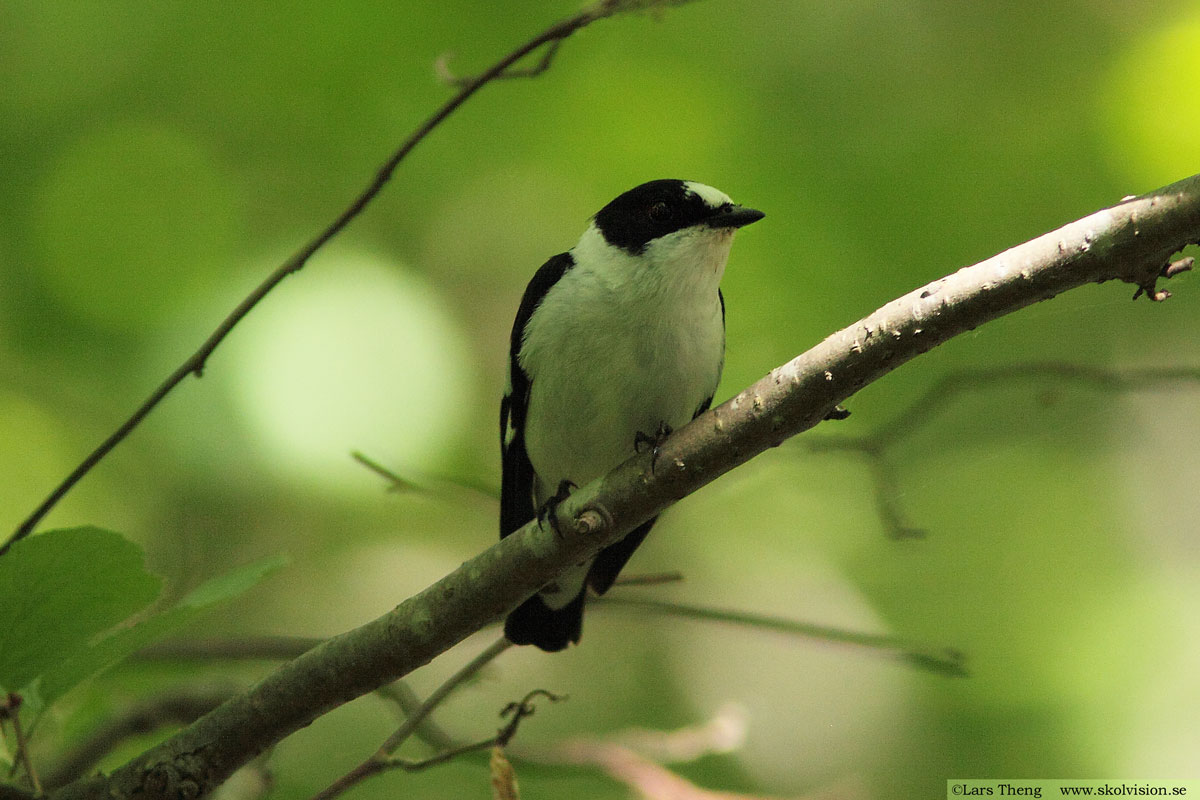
[
  {"x1": 372, "y1": 682, "x2": 457, "y2": 753},
  {"x1": 804, "y1": 362, "x2": 1200, "y2": 539},
  {"x1": 864, "y1": 448, "x2": 926, "y2": 540},
  {"x1": 610, "y1": 570, "x2": 685, "y2": 587},
  {"x1": 351, "y1": 451, "x2": 421, "y2": 492},
  {"x1": 377, "y1": 636, "x2": 511, "y2": 755},
  {"x1": 43, "y1": 686, "x2": 236, "y2": 789},
  {"x1": 496, "y1": 690, "x2": 562, "y2": 746},
  {"x1": 350, "y1": 450, "x2": 420, "y2": 494},
  {"x1": 1, "y1": 694, "x2": 41, "y2": 796},
  {"x1": 311, "y1": 636, "x2": 514, "y2": 800},
  {"x1": 803, "y1": 436, "x2": 925, "y2": 539},
  {"x1": 436, "y1": 39, "x2": 565, "y2": 87},
  {"x1": 596, "y1": 596, "x2": 967, "y2": 677},
  {"x1": 351, "y1": 451, "x2": 499, "y2": 501},
  {"x1": 831, "y1": 363, "x2": 1200, "y2": 456},
  {"x1": 379, "y1": 689, "x2": 563, "y2": 775}
]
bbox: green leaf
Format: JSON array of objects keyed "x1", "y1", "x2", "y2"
[
  {"x1": 35, "y1": 555, "x2": 287, "y2": 708},
  {"x1": 176, "y1": 555, "x2": 287, "y2": 608},
  {"x1": 0, "y1": 527, "x2": 161, "y2": 693}
]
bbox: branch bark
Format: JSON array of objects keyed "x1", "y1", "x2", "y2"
[{"x1": 50, "y1": 177, "x2": 1200, "y2": 800}]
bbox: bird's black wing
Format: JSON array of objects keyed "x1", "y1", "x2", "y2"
[
  {"x1": 500, "y1": 252, "x2": 586, "y2": 651},
  {"x1": 499, "y1": 252, "x2": 575, "y2": 538},
  {"x1": 499, "y1": 365, "x2": 536, "y2": 539}
]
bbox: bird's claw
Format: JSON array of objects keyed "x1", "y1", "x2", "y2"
[
  {"x1": 634, "y1": 422, "x2": 673, "y2": 472},
  {"x1": 537, "y1": 479, "x2": 577, "y2": 537}
]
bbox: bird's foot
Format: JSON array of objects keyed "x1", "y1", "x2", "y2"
[
  {"x1": 537, "y1": 479, "x2": 578, "y2": 537},
  {"x1": 634, "y1": 421, "x2": 673, "y2": 472}
]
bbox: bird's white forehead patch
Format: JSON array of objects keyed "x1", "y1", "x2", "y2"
[{"x1": 683, "y1": 181, "x2": 733, "y2": 210}]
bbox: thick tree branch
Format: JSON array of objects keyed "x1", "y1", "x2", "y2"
[{"x1": 50, "y1": 178, "x2": 1200, "y2": 800}]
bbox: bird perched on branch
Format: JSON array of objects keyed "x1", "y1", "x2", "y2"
[{"x1": 499, "y1": 179, "x2": 764, "y2": 651}]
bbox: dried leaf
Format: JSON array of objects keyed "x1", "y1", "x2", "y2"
[{"x1": 490, "y1": 747, "x2": 519, "y2": 800}]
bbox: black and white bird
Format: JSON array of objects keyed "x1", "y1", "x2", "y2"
[{"x1": 500, "y1": 179, "x2": 764, "y2": 652}]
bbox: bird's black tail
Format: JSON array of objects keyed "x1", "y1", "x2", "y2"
[{"x1": 504, "y1": 590, "x2": 585, "y2": 652}]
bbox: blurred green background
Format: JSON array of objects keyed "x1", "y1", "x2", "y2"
[{"x1": 4, "y1": 0, "x2": 1200, "y2": 797}]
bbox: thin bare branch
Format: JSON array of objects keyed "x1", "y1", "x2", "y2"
[
  {"x1": 610, "y1": 571, "x2": 686, "y2": 587},
  {"x1": 310, "y1": 637, "x2": 514, "y2": 800},
  {"x1": 436, "y1": 39, "x2": 565, "y2": 87},
  {"x1": 596, "y1": 596, "x2": 966, "y2": 676},
  {"x1": 351, "y1": 451, "x2": 499, "y2": 501},
  {"x1": 382, "y1": 690, "x2": 563, "y2": 773},
  {"x1": 804, "y1": 362, "x2": 1200, "y2": 537},
  {"x1": 372, "y1": 682, "x2": 458, "y2": 753},
  {"x1": 350, "y1": 452, "x2": 422, "y2": 493},
  {"x1": 1, "y1": 694, "x2": 40, "y2": 796},
  {"x1": 2, "y1": 0, "x2": 685, "y2": 552},
  {"x1": 378, "y1": 637, "x2": 512, "y2": 756}
]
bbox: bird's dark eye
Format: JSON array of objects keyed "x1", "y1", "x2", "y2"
[{"x1": 648, "y1": 201, "x2": 672, "y2": 222}]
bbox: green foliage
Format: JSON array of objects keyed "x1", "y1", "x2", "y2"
[
  {"x1": 35, "y1": 555, "x2": 286, "y2": 714},
  {"x1": 0, "y1": 527, "x2": 283, "y2": 716},
  {"x1": 0, "y1": 527, "x2": 160, "y2": 694}
]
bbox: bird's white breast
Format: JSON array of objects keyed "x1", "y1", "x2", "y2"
[{"x1": 519, "y1": 224, "x2": 731, "y2": 504}]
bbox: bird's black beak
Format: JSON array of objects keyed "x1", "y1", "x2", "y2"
[{"x1": 706, "y1": 204, "x2": 765, "y2": 230}]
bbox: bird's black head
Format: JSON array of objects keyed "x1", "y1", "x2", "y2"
[{"x1": 593, "y1": 179, "x2": 764, "y2": 255}]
